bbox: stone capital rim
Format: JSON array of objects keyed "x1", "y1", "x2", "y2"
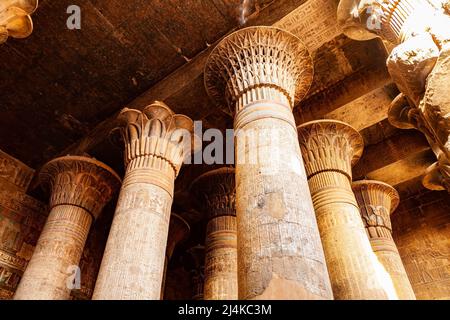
[
  {"x1": 352, "y1": 179, "x2": 400, "y2": 213},
  {"x1": 297, "y1": 119, "x2": 364, "y2": 166},
  {"x1": 39, "y1": 155, "x2": 121, "y2": 219},
  {"x1": 204, "y1": 26, "x2": 313, "y2": 112}
]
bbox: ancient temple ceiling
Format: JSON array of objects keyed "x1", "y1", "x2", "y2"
[{"x1": 0, "y1": 0, "x2": 436, "y2": 211}]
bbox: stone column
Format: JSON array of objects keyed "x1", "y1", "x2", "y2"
[
  {"x1": 352, "y1": 180, "x2": 416, "y2": 300},
  {"x1": 161, "y1": 213, "x2": 190, "y2": 299},
  {"x1": 337, "y1": 0, "x2": 450, "y2": 192},
  {"x1": 0, "y1": 0, "x2": 38, "y2": 44},
  {"x1": 297, "y1": 120, "x2": 398, "y2": 300},
  {"x1": 14, "y1": 155, "x2": 120, "y2": 300},
  {"x1": 204, "y1": 26, "x2": 333, "y2": 300},
  {"x1": 191, "y1": 167, "x2": 238, "y2": 300},
  {"x1": 93, "y1": 101, "x2": 196, "y2": 300}
]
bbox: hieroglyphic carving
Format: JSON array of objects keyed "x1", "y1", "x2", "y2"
[
  {"x1": 205, "y1": 26, "x2": 333, "y2": 300},
  {"x1": 0, "y1": 149, "x2": 47, "y2": 299},
  {"x1": 185, "y1": 245, "x2": 205, "y2": 300},
  {"x1": 93, "y1": 102, "x2": 197, "y2": 300},
  {"x1": 298, "y1": 120, "x2": 398, "y2": 300},
  {"x1": 353, "y1": 180, "x2": 416, "y2": 299},
  {"x1": 191, "y1": 167, "x2": 238, "y2": 300},
  {"x1": 0, "y1": 0, "x2": 38, "y2": 44},
  {"x1": 337, "y1": 0, "x2": 450, "y2": 191},
  {"x1": 14, "y1": 156, "x2": 120, "y2": 300},
  {"x1": 274, "y1": 0, "x2": 343, "y2": 52},
  {"x1": 0, "y1": 149, "x2": 34, "y2": 192}
]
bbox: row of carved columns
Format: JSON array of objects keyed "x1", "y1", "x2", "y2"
[{"x1": 10, "y1": 26, "x2": 419, "y2": 300}]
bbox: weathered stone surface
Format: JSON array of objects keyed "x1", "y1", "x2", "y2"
[
  {"x1": 0, "y1": 150, "x2": 47, "y2": 299},
  {"x1": 0, "y1": 0, "x2": 38, "y2": 44},
  {"x1": 93, "y1": 102, "x2": 196, "y2": 300},
  {"x1": 205, "y1": 26, "x2": 333, "y2": 300},
  {"x1": 298, "y1": 120, "x2": 397, "y2": 300},
  {"x1": 191, "y1": 167, "x2": 238, "y2": 300},
  {"x1": 353, "y1": 180, "x2": 416, "y2": 300},
  {"x1": 14, "y1": 155, "x2": 120, "y2": 300},
  {"x1": 392, "y1": 189, "x2": 450, "y2": 299}
]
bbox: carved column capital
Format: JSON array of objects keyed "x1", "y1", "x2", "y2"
[
  {"x1": 204, "y1": 26, "x2": 313, "y2": 128},
  {"x1": 115, "y1": 101, "x2": 195, "y2": 176},
  {"x1": 0, "y1": 0, "x2": 38, "y2": 44},
  {"x1": 297, "y1": 120, "x2": 364, "y2": 180},
  {"x1": 39, "y1": 155, "x2": 121, "y2": 220},
  {"x1": 190, "y1": 167, "x2": 236, "y2": 220},
  {"x1": 352, "y1": 180, "x2": 400, "y2": 239}
]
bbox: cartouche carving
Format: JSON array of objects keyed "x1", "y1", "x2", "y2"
[
  {"x1": 0, "y1": 0, "x2": 38, "y2": 44},
  {"x1": 191, "y1": 167, "x2": 238, "y2": 300},
  {"x1": 93, "y1": 102, "x2": 197, "y2": 300},
  {"x1": 205, "y1": 26, "x2": 332, "y2": 300},
  {"x1": 353, "y1": 180, "x2": 416, "y2": 300},
  {"x1": 14, "y1": 156, "x2": 120, "y2": 300},
  {"x1": 337, "y1": 0, "x2": 450, "y2": 191},
  {"x1": 298, "y1": 120, "x2": 397, "y2": 300}
]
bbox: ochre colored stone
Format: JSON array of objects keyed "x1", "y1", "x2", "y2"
[
  {"x1": 205, "y1": 26, "x2": 333, "y2": 300},
  {"x1": 352, "y1": 180, "x2": 416, "y2": 300},
  {"x1": 191, "y1": 167, "x2": 238, "y2": 300},
  {"x1": 92, "y1": 102, "x2": 196, "y2": 300},
  {"x1": 14, "y1": 155, "x2": 120, "y2": 300},
  {"x1": 298, "y1": 120, "x2": 397, "y2": 300}
]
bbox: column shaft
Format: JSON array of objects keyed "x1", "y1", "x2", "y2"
[
  {"x1": 205, "y1": 215, "x2": 237, "y2": 300},
  {"x1": 13, "y1": 155, "x2": 120, "y2": 300},
  {"x1": 353, "y1": 180, "x2": 416, "y2": 300},
  {"x1": 204, "y1": 26, "x2": 333, "y2": 300},
  {"x1": 14, "y1": 205, "x2": 91, "y2": 299},
  {"x1": 191, "y1": 167, "x2": 238, "y2": 300},
  {"x1": 92, "y1": 102, "x2": 195, "y2": 300},
  {"x1": 298, "y1": 120, "x2": 397, "y2": 300},
  {"x1": 93, "y1": 169, "x2": 172, "y2": 299}
]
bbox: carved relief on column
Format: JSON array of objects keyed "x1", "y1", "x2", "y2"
[
  {"x1": 0, "y1": 0, "x2": 38, "y2": 44},
  {"x1": 337, "y1": 0, "x2": 450, "y2": 192},
  {"x1": 205, "y1": 26, "x2": 333, "y2": 300},
  {"x1": 14, "y1": 156, "x2": 120, "y2": 300},
  {"x1": 161, "y1": 213, "x2": 190, "y2": 299},
  {"x1": 93, "y1": 101, "x2": 197, "y2": 300},
  {"x1": 191, "y1": 167, "x2": 238, "y2": 300},
  {"x1": 298, "y1": 120, "x2": 398, "y2": 300},
  {"x1": 352, "y1": 180, "x2": 416, "y2": 300},
  {"x1": 0, "y1": 149, "x2": 47, "y2": 299}
]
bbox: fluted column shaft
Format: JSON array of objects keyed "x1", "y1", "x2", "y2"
[
  {"x1": 204, "y1": 27, "x2": 333, "y2": 300},
  {"x1": 14, "y1": 156, "x2": 120, "y2": 300},
  {"x1": 93, "y1": 102, "x2": 195, "y2": 300},
  {"x1": 298, "y1": 120, "x2": 397, "y2": 300},
  {"x1": 191, "y1": 167, "x2": 238, "y2": 300},
  {"x1": 353, "y1": 180, "x2": 416, "y2": 300}
]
